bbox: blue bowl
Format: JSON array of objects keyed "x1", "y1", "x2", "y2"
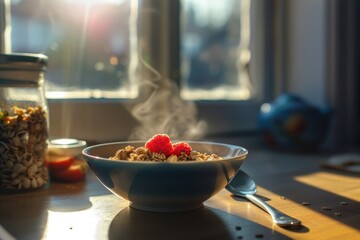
[{"x1": 82, "y1": 141, "x2": 247, "y2": 212}]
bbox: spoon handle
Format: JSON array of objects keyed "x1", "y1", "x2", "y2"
[{"x1": 245, "y1": 194, "x2": 301, "y2": 227}]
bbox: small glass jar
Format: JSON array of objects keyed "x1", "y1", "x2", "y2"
[{"x1": 0, "y1": 53, "x2": 49, "y2": 192}]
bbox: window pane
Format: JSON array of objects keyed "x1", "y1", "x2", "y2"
[
  {"x1": 10, "y1": 0, "x2": 136, "y2": 99},
  {"x1": 181, "y1": 0, "x2": 253, "y2": 100}
]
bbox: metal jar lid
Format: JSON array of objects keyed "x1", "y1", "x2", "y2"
[
  {"x1": 0, "y1": 53, "x2": 48, "y2": 70},
  {"x1": 0, "y1": 53, "x2": 48, "y2": 84}
]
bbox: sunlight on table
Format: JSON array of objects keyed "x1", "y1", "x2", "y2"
[
  {"x1": 295, "y1": 171, "x2": 360, "y2": 201},
  {"x1": 42, "y1": 194, "x2": 124, "y2": 240},
  {"x1": 42, "y1": 209, "x2": 100, "y2": 240}
]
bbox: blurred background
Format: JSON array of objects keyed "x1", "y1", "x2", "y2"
[{"x1": 1, "y1": 0, "x2": 359, "y2": 151}]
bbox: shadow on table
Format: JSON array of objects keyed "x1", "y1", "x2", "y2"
[
  {"x1": 108, "y1": 206, "x2": 293, "y2": 240},
  {"x1": 48, "y1": 172, "x2": 112, "y2": 212},
  {"x1": 0, "y1": 189, "x2": 50, "y2": 240},
  {"x1": 47, "y1": 181, "x2": 94, "y2": 212},
  {"x1": 246, "y1": 167, "x2": 360, "y2": 231}
]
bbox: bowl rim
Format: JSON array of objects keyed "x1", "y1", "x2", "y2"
[{"x1": 82, "y1": 140, "x2": 248, "y2": 165}]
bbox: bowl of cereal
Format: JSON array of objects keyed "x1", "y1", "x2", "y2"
[{"x1": 82, "y1": 134, "x2": 248, "y2": 212}]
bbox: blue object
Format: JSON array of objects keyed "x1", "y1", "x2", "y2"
[{"x1": 258, "y1": 93, "x2": 332, "y2": 150}]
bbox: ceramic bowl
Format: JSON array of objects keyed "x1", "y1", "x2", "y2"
[
  {"x1": 82, "y1": 141, "x2": 247, "y2": 212},
  {"x1": 48, "y1": 138, "x2": 87, "y2": 157}
]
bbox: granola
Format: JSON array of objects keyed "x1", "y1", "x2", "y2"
[
  {"x1": 109, "y1": 145, "x2": 224, "y2": 162},
  {"x1": 0, "y1": 106, "x2": 49, "y2": 190}
]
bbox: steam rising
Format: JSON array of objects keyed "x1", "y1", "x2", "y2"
[
  {"x1": 128, "y1": 76, "x2": 207, "y2": 141},
  {"x1": 128, "y1": 53, "x2": 207, "y2": 140}
]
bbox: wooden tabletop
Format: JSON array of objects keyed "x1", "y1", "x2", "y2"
[{"x1": 1, "y1": 140, "x2": 359, "y2": 240}]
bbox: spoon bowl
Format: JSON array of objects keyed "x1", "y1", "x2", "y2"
[{"x1": 226, "y1": 170, "x2": 301, "y2": 227}]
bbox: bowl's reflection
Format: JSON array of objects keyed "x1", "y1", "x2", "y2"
[{"x1": 108, "y1": 206, "x2": 233, "y2": 240}]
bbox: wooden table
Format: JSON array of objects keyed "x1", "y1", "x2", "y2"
[{"x1": 1, "y1": 140, "x2": 359, "y2": 240}]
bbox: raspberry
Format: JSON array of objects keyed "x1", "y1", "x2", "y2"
[
  {"x1": 145, "y1": 134, "x2": 173, "y2": 157},
  {"x1": 172, "y1": 142, "x2": 192, "y2": 156}
]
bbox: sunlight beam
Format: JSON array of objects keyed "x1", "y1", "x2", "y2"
[{"x1": 295, "y1": 172, "x2": 360, "y2": 202}]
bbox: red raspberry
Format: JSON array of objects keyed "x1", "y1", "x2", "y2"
[
  {"x1": 145, "y1": 134, "x2": 173, "y2": 157},
  {"x1": 172, "y1": 142, "x2": 192, "y2": 156}
]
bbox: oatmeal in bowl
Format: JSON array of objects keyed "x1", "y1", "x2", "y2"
[{"x1": 82, "y1": 134, "x2": 248, "y2": 212}]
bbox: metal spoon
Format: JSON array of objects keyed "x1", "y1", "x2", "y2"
[{"x1": 226, "y1": 170, "x2": 301, "y2": 227}]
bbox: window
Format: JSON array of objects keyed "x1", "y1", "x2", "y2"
[
  {"x1": 3, "y1": 0, "x2": 270, "y2": 141},
  {"x1": 181, "y1": 0, "x2": 252, "y2": 100},
  {"x1": 10, "y1": 0, "x2": 136, "y2": 99}
]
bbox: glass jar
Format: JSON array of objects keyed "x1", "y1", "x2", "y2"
[{"x1": 0, "y1": 53, "x2": 49, "y2": 192}]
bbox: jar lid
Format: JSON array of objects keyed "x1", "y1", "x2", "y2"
[
  {"x1": 0, "y1": 53, "x2": 48, "y2": 71},
  {"x1": 0, "y1": 53, "x2": 48, "y2": 85}
]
